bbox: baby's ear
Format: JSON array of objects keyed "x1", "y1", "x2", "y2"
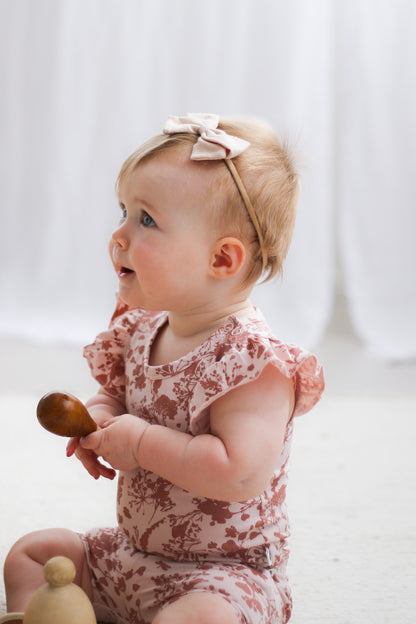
[{"x1": 209, "y1": 237, "x2": 246, "y2": 279}]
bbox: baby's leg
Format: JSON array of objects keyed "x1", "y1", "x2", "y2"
[
  {"x1": 4, "y1": 528, "x2": 91, "y2": 612},
  {"x1": 153, "y1": 592, "x2": 241, "y2": 624}
]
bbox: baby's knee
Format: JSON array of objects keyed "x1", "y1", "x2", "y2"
[
  {"x1": 4, "y1": 528, "x2": 90, "y2": 613},
  {"x1": 5, "y1": 530, "x2": 43, "y2": 576},
  {"x1": 4, "y1": 528, "x2": 86, "y2": 584},
  {"x1": 7, "y1": 529, "x2": 63, "y2": 564}
]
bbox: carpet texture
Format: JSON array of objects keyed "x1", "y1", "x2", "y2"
[{"x1": 1, "y1": 394, "x2": 415, "y2": 623}]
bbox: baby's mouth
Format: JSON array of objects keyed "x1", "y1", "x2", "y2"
[{"x1": 118, "y1": 266, "x2": 134, "y2": 277}]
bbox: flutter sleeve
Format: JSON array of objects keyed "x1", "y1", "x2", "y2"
[
  {"x1": 189, "y1": 331, "x2": 324, "y2": 435},
  {"x1": 83, "y1": 309, "x2": 139, "y2": 403}
]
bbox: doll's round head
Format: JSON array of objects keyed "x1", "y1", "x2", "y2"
[{"x1": 117, "y1": 116, "x2": 300, "y2": 287}]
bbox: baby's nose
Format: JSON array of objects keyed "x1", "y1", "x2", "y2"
[{"x1": 111, "y1": 224, "x2": 129, "y2": 249}]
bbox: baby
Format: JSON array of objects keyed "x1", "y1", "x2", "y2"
[{"x1": 4, "y1": 114, "x2": 324, "y2": 624}]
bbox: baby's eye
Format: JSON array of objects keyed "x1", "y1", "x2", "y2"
[
  {"x1": 119, "y1": 204, "x2": 127, "y2": 219},
  {"x1": 141, "y1": 211, "x2": 156, "y2": 227}
]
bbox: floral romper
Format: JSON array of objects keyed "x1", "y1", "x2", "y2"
[{"x1": 81, "y1": 304, "x2": 324, "y2": 624}]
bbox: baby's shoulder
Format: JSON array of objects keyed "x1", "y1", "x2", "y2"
[
  {"x1": 191, "y1": 310, "x2": 324, "y2": 420},
  {"x1": 207, "y1": 312, "x2": 287, "y2": 364}
]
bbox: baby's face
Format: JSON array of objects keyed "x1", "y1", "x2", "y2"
[{"x1": 109, "y1": 148, "x2": 219, "y2": 312}]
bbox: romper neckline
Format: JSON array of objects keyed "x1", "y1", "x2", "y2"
[{"x1": 142, "y1": 309, "x2": 264, "y2": 379}]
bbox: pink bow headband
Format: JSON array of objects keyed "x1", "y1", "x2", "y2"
[
  {"x1": 163, "y1": 113, "x2": 266, "y2": 269},
  {"x1": 164, "y1": 113, "x2": 249, "y2": 159}
]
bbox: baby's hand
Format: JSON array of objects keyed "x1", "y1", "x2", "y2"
[
  {"x1": 66, "y1": 437, "x2": 117, "y2": 480},
  {"x1": 79, "y1": 414, "x2": 149, "y2": 473}
]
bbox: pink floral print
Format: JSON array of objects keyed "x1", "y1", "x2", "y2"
[{"x1": 81, "y1": 306, "x2": 324, "y2": 623}]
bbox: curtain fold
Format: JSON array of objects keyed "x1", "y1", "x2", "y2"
[
  {"x1": 335, "y1": 1, "x2": 416, "y2": 359},
  {"x1": 1, "y1": 0, "x2": 414, "y2": 360}
]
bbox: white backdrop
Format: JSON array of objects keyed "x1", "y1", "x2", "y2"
[{"x1": 0, "y1": 0, "x2": 415, "y2": 360}]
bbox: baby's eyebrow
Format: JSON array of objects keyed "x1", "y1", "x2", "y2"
[
  {"x1": 131, "y1": 195, "x2": 162, "y2": 217},
  {"x1": 132, "y1": 196, "x2": 154, "y2": 209}
]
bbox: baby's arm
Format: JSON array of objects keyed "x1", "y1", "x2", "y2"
[
  {"x1": 82, "y1": 364, "x2": 294, "y2": 501},
  {"x1": 139, "y1": 364, "x2": 294, "y2": 501},
  {"x1": 84, "y1": 389, "x2": 126, "y2": 425}
]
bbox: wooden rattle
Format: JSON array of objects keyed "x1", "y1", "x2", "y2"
[
  {"x1": 0, "y1": 557, "x2": 96, "y2": 624},
  {"x1": 37, "y1": 391, "x2": 98, "y2": 437}
]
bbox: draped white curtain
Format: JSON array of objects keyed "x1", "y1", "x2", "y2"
[
  {"x1": 335, "y1": 2, "x2": 416, "y2": 360},
  {"x1": 0, "y1": 0, "x2": 415, "y2": 360}
]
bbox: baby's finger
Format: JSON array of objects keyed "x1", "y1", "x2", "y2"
[
  {"x1": 98, "y1": 463, "x2": 117, "y2": 480},
  {"x1": 75, "y1": 447, "x2": 102, "y2": 480},
  {"x1": 83, "y1": 454, "x2": 116, "y2": 481},
  {"x1": 80, "y1": 430, "x2": 103, "y2": 452},
  {"x1": 66, "y1": 436, "x2": 80, "y2": 457},
  {"x1": 74, "y1": 446, "x2": 116, "y2": 480}
]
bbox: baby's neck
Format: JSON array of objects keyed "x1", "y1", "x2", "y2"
[
  {"x1": 149, "y1": 299, "x2": 254, "y2": 366},
  {"x1": 168, "y1": 299, "x2": 254, "y2": 339}
]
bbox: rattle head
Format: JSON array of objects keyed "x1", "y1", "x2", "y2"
[{"x1": 37, "y1": 391, "x2": 98, "y2": 437}]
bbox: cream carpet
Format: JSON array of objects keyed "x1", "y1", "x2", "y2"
[{"x1": 1, "y1": 393, "x2": 415, "y2": 623}]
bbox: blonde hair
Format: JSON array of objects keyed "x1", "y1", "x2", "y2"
[{"x1": 117, "y1": 117, "x2": 300, "y2": 286}]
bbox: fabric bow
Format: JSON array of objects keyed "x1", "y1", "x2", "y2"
[{"x1": 163, "y1": 113, "x2": 250, "y2": 160}]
